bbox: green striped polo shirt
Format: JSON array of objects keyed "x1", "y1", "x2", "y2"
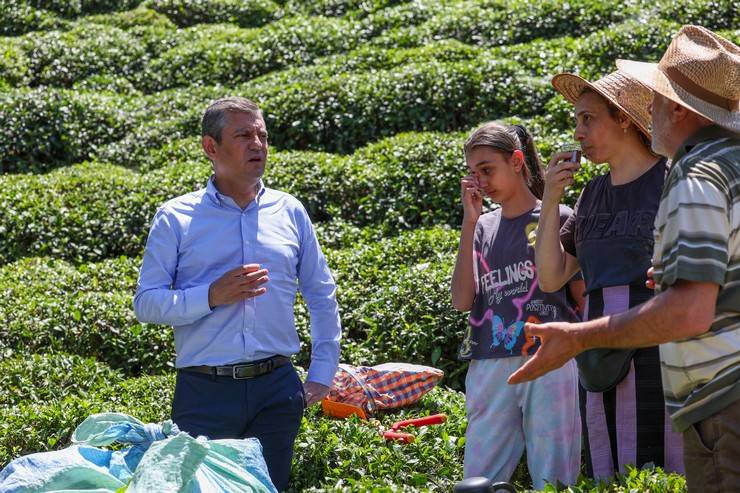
[{"x1": 653, "y1": 124, "x2": 740, "y2": 432}]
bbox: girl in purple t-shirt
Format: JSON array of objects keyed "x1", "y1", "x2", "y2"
[{"x1": 451, "y1": 122, "x2": 584, "y2": 489}]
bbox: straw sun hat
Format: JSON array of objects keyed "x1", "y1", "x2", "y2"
[
  {"x1": 617, "y1": 25, "x2": 740, "y2": 132},
  {"x1": 551, "y1": 70, "x2": 653, "y2": 139}
]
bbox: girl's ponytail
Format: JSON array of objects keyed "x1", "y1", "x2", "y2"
[{"x1": 510, "y1": 124, "x2": 545, "y2": 200}]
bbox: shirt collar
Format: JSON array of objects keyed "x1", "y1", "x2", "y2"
[
  {"x1": 205, "y1": 176, "x2": 266, "y2": 208},
  {"x1": 672, "y1": 124, "x2": 738, "y2": 162}
]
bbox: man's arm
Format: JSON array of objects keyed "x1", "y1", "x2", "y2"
[
  {"x1": 133, "y1": 209, "x2": 213, "y2": 326},
  {"x1": 511, "y1": 158, "x2": 733, "y2": 385},
  {"x1": 508, "y1": 279, "x2": 719, "y2": 384},
  {"x1": 296, "y1": 207, "x2": 341, "y2": 403}
]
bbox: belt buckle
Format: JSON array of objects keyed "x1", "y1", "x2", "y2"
[{"x1": 232, "y1": 364, "x2": 252, "y2": 380}]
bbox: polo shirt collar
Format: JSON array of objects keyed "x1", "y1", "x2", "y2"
[{"x1": 672, "y1": 124, "x2": 738, "y2": 162}]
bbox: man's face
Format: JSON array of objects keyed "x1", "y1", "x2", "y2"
[
  {"x1": 210, "y1": 111, "x2": 269, "y2": 182},
  {"x1": 649, "y1": 92, "x2": 673, "y2": 157}
]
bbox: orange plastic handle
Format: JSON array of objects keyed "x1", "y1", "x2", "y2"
[{"x1": 321, "y1": 399, "x2": 368, "y2": 420}]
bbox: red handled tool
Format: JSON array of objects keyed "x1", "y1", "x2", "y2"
[{"x1": 382, "y1": 413, "x2": 447, "y2": 443}]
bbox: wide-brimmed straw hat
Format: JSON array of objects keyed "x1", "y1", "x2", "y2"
[
  {"x1": 551, "y1": 70, "x2": 652, "y2": 139},
  {"x1": 617, "y1": 25, "x2": 740, "y2": 132}
]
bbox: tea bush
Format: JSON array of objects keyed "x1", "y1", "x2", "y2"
[
  {"x1": 0, "y1": 122, "x2": 607, "y2": 263},
  {"x1": 0, "y1": 227, "x2": 464, "y2": 382},
  {"x1": 0, "y1": 3, "x2": 66, "y2": 36},
  {"x1": 23, "y1": 0, "x2": 143, "y2": 18},
  {"x1": 137, "y1": 16, "x2": 368, "y2": 92},
  {"x1": 144, "y1": 0, "x2": 281, "y2": 28},
  {"x1": 0, "y1": 352, "x2": 123, "y2": 407},
  {"x1": 0, "y1": 89, "x2": 137, "y2": 172}
]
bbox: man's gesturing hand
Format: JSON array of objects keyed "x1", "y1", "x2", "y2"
[
  {"x1": 507, "y1": 321, "x2": 583, "y2": 384},
  {"x1": 208, "y1": 264, "x2": 269, "y2": 309}
]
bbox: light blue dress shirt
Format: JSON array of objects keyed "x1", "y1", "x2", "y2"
[{"x1": 133, "y1": 177, "x2": 341, "y2": 386}]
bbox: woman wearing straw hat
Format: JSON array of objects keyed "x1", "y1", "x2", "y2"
[{"x1": 529, "y1": 70, "x2": 684, "y2": 479}]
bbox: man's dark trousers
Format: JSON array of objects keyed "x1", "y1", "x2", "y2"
[{"x1": 172, "y1": 361, "x2": 306, "y2": 491}]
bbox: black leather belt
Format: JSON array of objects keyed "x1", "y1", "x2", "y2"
[{"x1": 180, "y1": 355, "x2": 291, "y2": 379}]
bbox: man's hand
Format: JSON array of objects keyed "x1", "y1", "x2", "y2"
[
  {"x1": 303, "y1": 381, "x2": 331, "y2": 407},
  {"x1": 507, "y1": 321, "x2": 584, "y2": 384},
  {"x1": 208, "y1": 264, "x2": 269, "y2": 309},
  {"x1": 646, "y1": 267, "x2": 655, "y2": 290}
]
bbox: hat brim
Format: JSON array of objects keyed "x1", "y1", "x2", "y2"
[
  {"x1": 617, "y1": 59, "x2": 740, "y2": 132},
  {"x1": 551, "y1": 73, "x2": 651, "y2": 139}
]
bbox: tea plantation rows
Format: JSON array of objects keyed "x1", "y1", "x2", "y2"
[{"x1": 1, "y1": 0, "x2": 736, "y2": 490}]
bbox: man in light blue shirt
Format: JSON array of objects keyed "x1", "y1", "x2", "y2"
[{"x1": 133, "y1": 97, "x2": 341, "y2": 491}]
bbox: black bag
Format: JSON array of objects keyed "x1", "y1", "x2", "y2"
[{"x1": 576, "y1": 348, "x2": 636, "y2": 392}]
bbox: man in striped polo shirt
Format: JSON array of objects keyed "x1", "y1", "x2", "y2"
[{"x1": 508, "y1": 25, "x2": 739, "y2": 492}]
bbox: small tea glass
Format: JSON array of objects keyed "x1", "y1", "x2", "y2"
[{"x1": 562, "y1": 142, "x2": 582, "y2": 167}]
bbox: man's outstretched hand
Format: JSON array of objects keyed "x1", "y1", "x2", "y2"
[{"x1": 507, "y1": 321, "x2": 584, "y2": 384}]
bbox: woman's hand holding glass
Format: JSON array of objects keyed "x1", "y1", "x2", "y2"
[{"x1": 543, "y1": 150, "x2": 581, "y2": 205}]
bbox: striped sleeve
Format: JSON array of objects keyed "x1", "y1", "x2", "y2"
[{"x1": 654, "y1": 166, "x2": 730, "y2": 289}]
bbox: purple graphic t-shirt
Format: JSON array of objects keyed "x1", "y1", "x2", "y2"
[{"x1": 459, "y1": 204, "x2": 581, "y2": 360}]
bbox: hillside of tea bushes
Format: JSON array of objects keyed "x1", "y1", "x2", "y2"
[{"x1": 1, "y1": 0, "x2": 737, "y2": 491}]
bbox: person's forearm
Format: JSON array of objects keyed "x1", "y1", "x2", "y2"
[
  {"x1": 576, "y1": 283, "x2": 716, "y2": 351},
  {"x1": 133, "y1": 284, "x2": 212, "y2": 326},
  {"x1": 301, "y1": 261, "x2": 342, "y2": 387},
  {"x1": 451, "y1": 221, "x2": 476, "y2": 311},
  {"x1": 305, "y1": 298, "x2": 342, "y2": 386},
  {"x1": 535, "y1": 199, "x2": 570, "y2": 292}
]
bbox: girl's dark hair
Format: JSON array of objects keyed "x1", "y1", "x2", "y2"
[{"x1": 463, "y1": 121, "x2": 545, "y2": 199}]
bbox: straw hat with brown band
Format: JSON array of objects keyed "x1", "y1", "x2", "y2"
[
  {"x1": 551, "y1": 70, "x2": 653, "y2": 139},
  {"x1": 616, "y1": 25, "x2": 740, "y2": 133}
]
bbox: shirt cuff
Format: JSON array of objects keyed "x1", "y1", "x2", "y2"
[
  {"x1": 185, "y1": 283, "x2": 213, "y2": 321},
  {"x1": 306, "y1": 361, "x2": 338, "y2": 388}
]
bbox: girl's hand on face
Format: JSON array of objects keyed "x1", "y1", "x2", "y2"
[
  {"x1": 543, "y1": 151, "x2": 581, "y2": 204},
  {"x1": 461, "y1": 174, "x2": 483, "y2": 224}
]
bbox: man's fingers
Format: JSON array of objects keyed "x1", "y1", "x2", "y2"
[
  {"x1": 646, "y1": 267, "x2": 656, "y2": 289},
  {"x1": 240, "y1": 287, "x2": 267, "y2": 298},
  {"x1": 240, "y1": 276, "x2": 269, "y2": 288},
  {"x1": 246, "y1": 276, "x2": 270, "y2": 289},
  {"x1": 523, "y1": 322, "x2": 547, "y2": 339},
  {"x1": 508, "y1": 355, "x2": 545, "y2": 384},
  {"x1": 241, "y1": 269, "x2": 269, "y2": 282},
  {"x1": 226, "y1": 264, "x2": 262, "y2": 277},
  {"x1": 226, "y1": 265, "x2": 250, "y2": 276}
]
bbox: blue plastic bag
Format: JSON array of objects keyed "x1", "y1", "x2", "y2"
[{"x1": 0, "y1": 413, "x2": 277, "y2": 493}]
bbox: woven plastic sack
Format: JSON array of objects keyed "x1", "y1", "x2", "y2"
[
  {"x1": 325, "y1": 362, "x2": 444, "y2": 416},
  {"x1": 0, "y1": 412, "x2": 276, "y2": 493}
]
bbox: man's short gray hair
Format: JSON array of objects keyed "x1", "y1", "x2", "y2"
[{"x1": 202, "y1": 97, "x2": 262, "y2": 143}]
